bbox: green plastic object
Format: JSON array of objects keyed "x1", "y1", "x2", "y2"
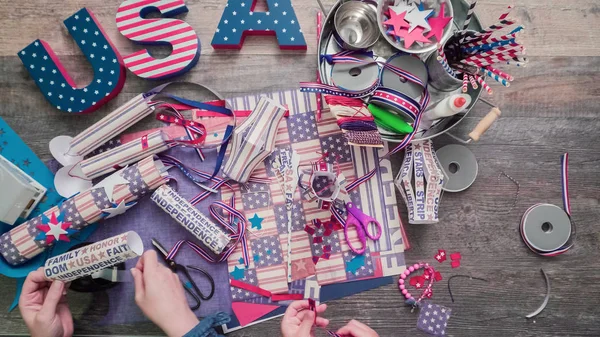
[{"x1": 368, "y1": 104, "x2": 414, "y2": 134}]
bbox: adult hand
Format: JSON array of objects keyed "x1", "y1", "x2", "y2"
[
  {"x1": 336, "y1": 320, "x2": 380, "y2": 337},
  {"x1": 19, "y1": 268, "x2": 73, "y2": 337},
  {"x1": 131, "y1": 250, "x2": 199, "y2": 337},
  {"x1": 281, "y1": 300, "x2": 329, "y2": 337}
]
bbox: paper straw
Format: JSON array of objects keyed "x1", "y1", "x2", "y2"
[
  {"x1": 151, "y1": 185, "x2": 231, "y2": 255},
  {"x1": 463, "y1": 39, "x2": 518, "y2": 54},
  {"x1": 460, "y1": 2, "x2": 478, "y2": 42},
  {"x1": 476, "y1": 75, "x2": 493, "y2": 94},
  {"x1": 462, "y1": 73, "x2": 469, "y2": 93},
  {"x1": 482, "y1": 68, "x2": 510, "y2": 87},
  {"x1": 509, "y1": 25, "x2": 525, "y2": 35},
  {"x1": 316, "y1": 11, "x2": 323, "y2": 122},
  {"x1": 68, "y1": 93, "x2": 155, "y2": 157},
  {"x1": 468, "y1": 75, "x2": 479, "y2": 89},
  {"x1": 485, "y1": 66, "x2": 514, "y2": 81},
  {"x1": 462, "y1": 48, "x2": 523, "y2": 66},
  {"x1": 437, "y1": 55, "x2": 457, "y2": 77},
  {"x1": 498, "y1": 5, "x2": 514, "y2": 20},
  {"x1": 44, "y1": 231, "x2": 143, "y2": 281},
  {"x1": 79, "y1": 130, "x2": 171, "y2": 180}
]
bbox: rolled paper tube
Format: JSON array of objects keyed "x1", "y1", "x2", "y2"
[
  {"x1": 68, "y1": 92, "x2": 157, "y2": 157},
  {"x1": 78, "y1": 130, "x2": 171, "y2": 180},
  {"x1": 43, "y1": 231, "x2": 143, "y2": 282},
  {"x1": 0, "y1": 155, "x2": 168, "y2": 266},
  {"x1": 223, "y1": 97, "x2": 287, "y2": 183},
  {"x1": 151, "y1": 185, "x2": 231, "y2": 255}
]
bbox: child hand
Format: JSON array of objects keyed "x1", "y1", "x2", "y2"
[
  {"x1": 19, "y1": 268, "x2": 73, "y2": 337},
  {"x1": 281, "y1": 300, "x2": 329, "y2": 337},
  {"x1": 336, "y1": 320, "x2": 380, "y2": 337}
]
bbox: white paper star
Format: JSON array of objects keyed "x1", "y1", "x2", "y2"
[
  {"x1": 94, "y1": 169, "x2": 130, "y2": 202},
  {"x1": 102, "y1": 200, "x2": 137, "y2": 219},
  {"x1": 46, "y1": 222, "x2": 68, "y2": 241},
  {"x1": 405, "y1": 6, "x2": 432, "y2": 32}
]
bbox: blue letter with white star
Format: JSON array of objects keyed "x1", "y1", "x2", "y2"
[
  {"x1": 17, "y1": 8, "x2": 126, "y2": 114},
  {"x1": 211, "y1": 0, "x2": 306, "y2": 50}
]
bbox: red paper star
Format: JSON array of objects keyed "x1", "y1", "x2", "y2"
[
  {"x1": 425, "y1": 2, "x2": 453, "y2": 42},
  {"x1": 394, "y1": 27, "x2": 431, "y2": 48},
  {"x1": 383, "y1": 9, "x2": 410, "y2": 37},
  {"x1": 36, "y1": 212, "x2": 72, "y2": 244}
]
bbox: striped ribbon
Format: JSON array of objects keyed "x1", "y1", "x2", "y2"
[
  {"x1": 520, "y1": 153, "x2": 574, "y2": 257},
  {"x1": 160, "y1": 155, "x2": 232, "y2": 196},
  {"x1": 156, "y1": 110, "x2": 207, "y2": 147},
  {"x1": 166, "y1": 197, "x2": 250, "y2": 267}
]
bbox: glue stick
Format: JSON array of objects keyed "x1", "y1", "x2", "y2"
[{"x1": 421, "y1": 94, "x2": 472, "y2": 129}]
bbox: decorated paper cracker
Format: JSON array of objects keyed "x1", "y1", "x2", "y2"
[
  {"x1": 151, "y1": 185, "x2": 231, "y2": 255},
  {"x1": 44, "y1": 231, "x2": 143, "y2": 282},
  {"x1": 0, "y1": 155, "x2": 168, "y2": 266}
]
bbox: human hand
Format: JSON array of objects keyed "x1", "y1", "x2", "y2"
[
  {"x1": 336, "y1": 320, "x2": 379, "y2": 337},
  {"x1": 131, "y1": 250, "x2": 199, "y2": 337},
  {"x1": 19, "y1": 268, "x2": 73, "y2": 337},
  {"x1": 281, "y1": 300, "x2": 329, "y2": 337}
]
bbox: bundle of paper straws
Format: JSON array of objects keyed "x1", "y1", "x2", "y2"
[{"x1": 436, "y1": 4, "x2": 527, "y2": 95}]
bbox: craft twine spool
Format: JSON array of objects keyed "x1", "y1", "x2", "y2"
[{"x1": 521, "y1": 204, "x2": 573, "y2": 256}]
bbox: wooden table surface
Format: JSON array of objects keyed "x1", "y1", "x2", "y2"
[{"x1": 1, "y1": 0, "x2": 599, "y2": 336}]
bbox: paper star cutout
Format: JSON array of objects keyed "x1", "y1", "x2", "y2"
[
  {"x1": 102, "y1": 200, "x2": 137, "y2": 219},
  {"x1": 230, "y1": 266, "x2": 246, "y2": 280},
  {"x1": 425, "y1": 2, "x2": 452, "y2": 42},
  {"x1": 94, "y1": 170, "x2": 130, "y2": 202},
  {"x1": 395, "y1": 27, "x2": 431, "y2": 48},
  {"x1": 249, "y1": 213, "x2": 263, "y2": 230},
  {"x1": 384, "y1": 9, "x2": 410, "y2": 37},
  {"x1": 390, "y1": 2, "x2": 417, "y2": 20},
  {"x1": 35, "y1": 212, "x2": 76, "y2": 244},
  {"x1": 346, "y1": 254, "x2": 365, "y2": 274},
  {"x1": 238, "y1": 257, "x2": 245, "y2": 265},
  {"x1": 405, "y1": 3, "x2": 433, "y2": 32}
]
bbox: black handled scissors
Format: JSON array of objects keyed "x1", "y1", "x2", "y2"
[{"x1": 152, "y1": 238, "x2": 215, "y2": 310}]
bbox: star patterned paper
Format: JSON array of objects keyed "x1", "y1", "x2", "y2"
[
  {"x1": 251, "y1": 236, "x2": 284, "y2": 268},
  {"x1": 417, "y1": 302, "x2": 452, "y2": 336},
  {"x1": 35, "y1": 211, "x2": 76, "y2": 244},
  {"x1": 17, "y1": 8, "x2": 125, "y2": 114},
  {"x1": 211, "y1": 0, "x2": 306, "y2": 50}
]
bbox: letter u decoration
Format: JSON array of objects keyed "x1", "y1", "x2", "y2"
[
  {"x1": 17, "y1": 8, "x2": 126, "y2": 114},
  {"x1": 116, "y1": 0, "x2": 201, "y2": 80}
]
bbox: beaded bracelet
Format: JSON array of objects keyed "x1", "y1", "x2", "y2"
[{"x1": 398, "y1": 262, "x2": 436, "y2": 307}]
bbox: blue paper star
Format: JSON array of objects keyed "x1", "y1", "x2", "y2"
[
  {"x1": 230, "y1": 266, "x2": 246, "y2": 280},
  {"x1": 238, "y1": 257, "x2": 245, "y2": 265},
  {"x1": 346, "y1": 255, "x2": 366, "y2": 274},
  {"x1": 253, "y1": 254, "x2": 260, "y2": 263},
  {"x1": 249, "y1": 213, "x2": 264, "y2": 230}
]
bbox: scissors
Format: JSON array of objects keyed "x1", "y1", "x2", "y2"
[
  {"x1": 344, "y1": 202, "x2": 382, "y2": 255},
  {"x1": 152, "y1": 238, "x2": 215, "y2": 310}
]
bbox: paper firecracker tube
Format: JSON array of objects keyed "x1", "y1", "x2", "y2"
[
  {"x1": 44, "y1": 231, "x2": 143, "y2": 282},
  {"x1": 151, "y1": 185, "x2": 231, "y2": 255}
]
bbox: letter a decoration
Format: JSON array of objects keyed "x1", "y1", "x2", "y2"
[
  {"x1": 212, "y1": 0, "x2": 307, "y2": 50},
  {"x1": 17, "y1": 8, "x2": 126, "y2": 114},
  {"x1": 116, "y1": 0, "x2": 201, "y2": 80}
]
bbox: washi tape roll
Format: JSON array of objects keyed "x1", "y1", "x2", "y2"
[
  {"x1": 381, "y1": 54, "x2": 428, "y2": 101},
  {"x1": 331, "y1": 54, "x2": 380, "y2": 92},
  {"x1": 151, "y1": 185, "x2": 231, "y2": 255},
  {"x1": 435, "y1": 145, "x2": 478, "y2": 192},
  {"x1": 521, "y1": 204, "x2": 572, "y2": 253},
  {"x1": 44, "y1": 231, "x2": 143, "y2": 282},
  {"x1": 77, "y1": 130, "x2": 171, "y2": 180}
]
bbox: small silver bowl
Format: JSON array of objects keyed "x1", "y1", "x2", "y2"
[{"x1": 334, "y1": 1, "x2": 380, "y2": 50}]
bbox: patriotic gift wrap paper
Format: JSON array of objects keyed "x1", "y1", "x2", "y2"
[
  {"x1": 0, "y1": 156, "x2": 167, "y2": 266},
  {"x1": 417, "y1": 302, "x2": 452, "y2": 336},
  {"x1": 195, "y1": 89, "x2": 407, "y2": 302}
]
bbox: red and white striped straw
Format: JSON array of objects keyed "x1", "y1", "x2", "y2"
[
  {"x1": 476, "y1": 75, "x2": 493, "y2": 94},
  {"x1": 316, "y1": 11, "x2": 323, "y2": 121},
  {"x1": 485, "y1": 66, "x2": 514, "y2": 81},
  {"x1": 437, "y1": 43, "x2": 446, "y2": 59},
  {"x1": 498, "y1": 5, "x2": 514, "y2": 20},
  {"x1": 462, "y1": 47, "x2": 524, "y2": 65},
  {"x1": 469, "y1": 75, "x2": 479, "y2": 89},
  {"x1": 462, "y1": 73, "x2": 469, "y2": 93}
]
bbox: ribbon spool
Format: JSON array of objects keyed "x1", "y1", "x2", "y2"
[
  {"x1": 435, "y1": 144, "x2": 478, "y2": 192},
  {"x1": 521, "y1": 204, "x2": 572, "y2": 255},
  {"x1": 331, "y1": 53, "x2": 380, "y2": 93},
  {"x1": 380, "y1": 54, "x2": 428, "y2": 100}
]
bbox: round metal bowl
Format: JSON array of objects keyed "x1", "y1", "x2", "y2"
[
  {"x1": 317, "y1": 0, "x2": 485, "y2": 143},
  {"x1": 376, "y1": 0, "x2": 454, "y2": 54}
]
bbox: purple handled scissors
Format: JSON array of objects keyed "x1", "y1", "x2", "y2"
[{"x1": 344, "y1": 202, "x2": 382, "y2": 255}]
